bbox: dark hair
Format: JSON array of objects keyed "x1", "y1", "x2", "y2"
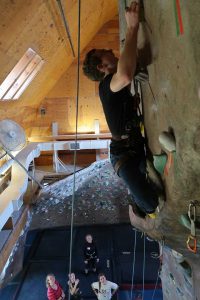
[
  {"x1": 82, "y1": 49, "x2": 105, "y2": 82},
  {"x1": 98, "y1": 273, "x2": 105, "y2": 280}
]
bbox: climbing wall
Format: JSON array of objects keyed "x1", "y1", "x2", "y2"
[
  {"x1": 118, "y1": 1, "x2": 200, "y2": 299},
  {"x1": 160, "y1": 247, "x2": 193, "y2": 299}
]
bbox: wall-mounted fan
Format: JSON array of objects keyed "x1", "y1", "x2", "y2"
[{"x1": 0, "y1": 119, "x2": 42, "y2": 188}]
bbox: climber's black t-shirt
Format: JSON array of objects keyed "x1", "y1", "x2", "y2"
[{"x1": 99, "y1": 74, "x2": 144, "y2": 154}]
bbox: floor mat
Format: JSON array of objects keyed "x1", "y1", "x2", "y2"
[{"x1": 0, "y1": 224, "x2": 161, "y2": 300}]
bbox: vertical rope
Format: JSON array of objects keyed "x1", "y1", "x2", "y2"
[
  {"x1": 142, "y1": 235, "x2": 146, "y2": 300},
  {"x1": 130, "y1": 229, "x2": 137, "y2": 299},
  {"x1": 147, "y1": 81, "x2": 157, "y2": 106},
  {"x1": 152, "y1": 240, "x2": 164, "y2": 299},
  {"x1": 68, "y1": 1, "x2": 81, "y2": 299},
  {"x1": 151, "y1": 262, "x2": 160, "y2": 300}
]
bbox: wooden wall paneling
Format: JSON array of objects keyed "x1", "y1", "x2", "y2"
[
  {"x1": 0, "y1": 0, "x2": 118, "y2": 109},
  {"x1": 43, "y1": 17, "x2": 119, "y2": 137},
  {"x1": 0, "y1": 2, "x2": 119, "y2": 169}
]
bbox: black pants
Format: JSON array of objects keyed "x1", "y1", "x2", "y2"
[
  {"x1": 110, "y1": 150, "x2": 158, "y2": 213},
  {"x1": 85, "y1": 258, "x2": 96, "y2": 270}
]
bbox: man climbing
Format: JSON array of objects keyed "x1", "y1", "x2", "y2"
[{"x1": 82, "y1": 1, "x2": 158, "y2": 218}]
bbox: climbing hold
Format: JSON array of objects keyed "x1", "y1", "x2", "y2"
[
  {"x1": 179, "y1": 261, "x2": 192, "y2": 277},
  {"x1": 176, "y1": 287, "x2": 184, "y2": 296},
  {"x1": 169, "y1": 273, "x2": 176, "y2": 285},
  {"x1": 153, "y1": 150, "x2": 176, "y2": 176},
  {"x1": 164, "y1": 152, "x2": 175, "y2": 176},
  {"x1": 158, "y1": 131, "x2": 176, "y2": 152},
  {"x1": 146, "y1": 159, "x2": 164, "y2": 192},
  {"x1": 183, "y1": 274, "x2": 193, "y2": 288},
  {"x1": 179, "y1": 214, "x2": 200, "y2": 231},
  {"x1": 153, "y1": 154, "x2": 167, "y2": 175}
]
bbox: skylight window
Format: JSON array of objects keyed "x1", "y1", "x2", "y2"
[{"x1": 0, "y1": 48, "x2": 44, "y2": 101}]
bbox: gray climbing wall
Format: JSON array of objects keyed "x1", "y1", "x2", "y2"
[
  {"x1": 160, "y1": 247, "x2": 193, "y2": 299},
  {"x1": 118, "y1": 1, "x2": 200, "y2": 299}
]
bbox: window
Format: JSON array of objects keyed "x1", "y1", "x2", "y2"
[{"x1": 0, "y1": 48, "x2": 44, "y2": 101}]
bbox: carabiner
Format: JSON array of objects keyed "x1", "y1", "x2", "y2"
[
  {"x1": 188, "y1": 202, "x2": 196, "y2": 223},
  {"x1": 186, "y1": 235, "x2": 197, "y2": 254}
]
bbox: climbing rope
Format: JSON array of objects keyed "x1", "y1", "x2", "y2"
[
  {"x1": 151, "y1": 261, "x2": 161, "y2": 300},
  {"x1": 151, "y1": 239, "x2": 164, "y2": 299},
  {"x1": 142, "y1": 234, "x2": 146, "y2": 300},
  {"x1": 68, "y1": 1, "x2": 81, "y2": 299},
  {"x1": 130, "y1": 228, "x2": 137, "y2": 300}
]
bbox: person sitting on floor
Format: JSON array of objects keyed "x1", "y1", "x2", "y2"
[
  {"x1": 46, "y1": 273, "x2": 65, "y2": 300},
  {"x1": 83, "y1": 234, "x2": 99, "y2": 274}
]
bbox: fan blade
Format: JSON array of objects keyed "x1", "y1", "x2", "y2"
[{"x1": 0, "y1": 119, "x2": 26, "y2": 151}]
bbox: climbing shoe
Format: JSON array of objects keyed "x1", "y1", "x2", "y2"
[
  {"x1": 148, "y1": 200, "x2": 164, "y2": 219},
  {"x1": 148, "y1": 212, "x2": 156, "y2": 219},
  {"x1": 128, "y1": 200, "x2": 147, "y2": 219}
]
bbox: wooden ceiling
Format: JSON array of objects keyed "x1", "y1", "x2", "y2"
[{"x1": 0, "y1": 0, "x2": 118, "y2": 121}]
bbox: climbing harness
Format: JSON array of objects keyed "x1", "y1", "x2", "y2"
[
  {"x1": 111, "y1": 81, "x2": 145, "y2": 177},
  {"x1": 186, "y1": 201, "x2": 197, "y2": 253}
]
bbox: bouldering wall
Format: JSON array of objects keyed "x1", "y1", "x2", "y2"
[
  {"x1": 119, "y1": 1, "x2": 200, "y2": 299},
  {"x1": 31, "y1": 160, "x2": 130, "y2": 229}
]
